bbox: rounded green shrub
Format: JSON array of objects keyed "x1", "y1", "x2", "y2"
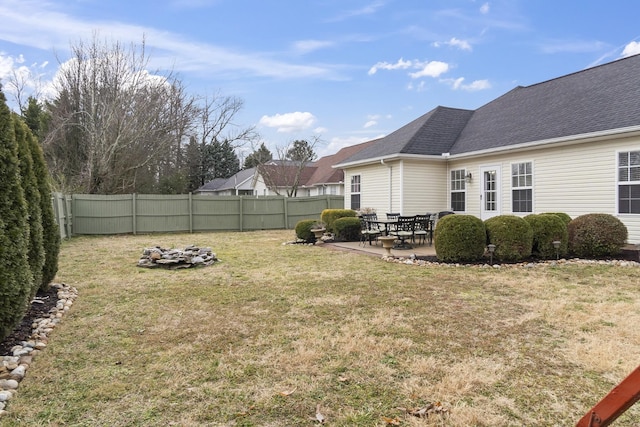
[
  {"x1": 321, "y1": 209, "x2": 356, "y2": 233},
  {"x1": 434, "y1": 215, "x2": 486, "y2": 263},
  {"x1": 543, "y1": 212, "x2": 572, "y2": 227},
  {"x1": 568, "y1": 213, "x2": 628, "y2": 258},
  {"x1": 333, "y1": 217, "x2": 361, "y2": 241},
  {"x1": 484, "y1": 215, "x2": 533, "y2": 262},
  {"x1": 295, "y1": 219, "x2": 318, "y2": 243},
  {"x1": 524, "y1": 213, "x2": 568, "y2": 259}
]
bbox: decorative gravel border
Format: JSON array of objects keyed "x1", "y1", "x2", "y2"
[{"x1": 0, "y1": 283, "x2": 78, "y2": 417}]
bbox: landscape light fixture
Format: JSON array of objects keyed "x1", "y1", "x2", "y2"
[
  {"x1": 552, "y1": 240, "x2": 561, "y2": 260},
  {"x1": 487, "y1": 244, "x2": 496, "y2": 265}
]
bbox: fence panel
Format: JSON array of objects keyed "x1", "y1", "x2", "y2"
[
  {"x1": 192, "y1": 196, "x2": 241, "y2": 231},
  {"x1": 72, "y1": 194, "x2": 134, "y2": 234},
  {"x1": 136, "y1": 194, "x2": 191, "y2": 233},
  {"x1": 63, "y1": 194, "x2": 343, "y2": 235}
]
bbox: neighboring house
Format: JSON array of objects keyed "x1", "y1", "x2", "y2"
[
  {"x1": 252, "y1": 141, "x2": 376, "y2": 197},
  {"x1": 305, "y1": 140, "x2": 377, "y2": 196},
  {"x1": 194, "y1": 168, "x2": 257, "y2": 196},
  {"x1": 334, "y1": 54, "x2": 640, "y2": 243}
]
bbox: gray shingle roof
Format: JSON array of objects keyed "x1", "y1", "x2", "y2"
[
  {"x1": 339, "y1": 53, "x2": 640, "y2": 165},
  {"x1": 341, "y1": 107, "x2": 474, "y2": 163},
  {"x1": 451, "y1": 53, "x2": 640, "y2": 154}
]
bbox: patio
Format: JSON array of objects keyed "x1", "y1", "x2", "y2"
[{"x1": 325, "y1": 239, "x2": 437, "y2": 259}]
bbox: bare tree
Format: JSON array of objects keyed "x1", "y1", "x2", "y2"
[
  {"x1": 41, "y1": 34, "x2": 228, "y2": 194},
  {"x1": 257, "y1": 136, "x2": 320, "y2": 197},
  {"x1": 190, "y1": 92, "x2": 259, "y2": 187}
]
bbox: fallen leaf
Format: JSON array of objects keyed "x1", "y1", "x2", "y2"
[
  {"x1": 382, "y1": 416, "x2": 401, "y2": 425},
  {"x1": 279, "y1": 387, "x2": 297, "y2": 396},
  {"x1": 338, "y1": 375, "x2": 349, "y2": 382}
]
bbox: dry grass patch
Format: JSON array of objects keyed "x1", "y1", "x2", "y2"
[{"x1": 3, "y1": 230, "x2": 640, "y2": 426}]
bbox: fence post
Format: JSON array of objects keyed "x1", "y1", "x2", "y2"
[
  {"x1": 132, "y1": 193, "x2": 137, "y2": 235},
  {"x1": 239, "y1": 196, "x2": 243, "y2": 232},
  {"x1": 283, "y1": 197, "x2": 289, "y2": 229},
  {"x1": 188, "y1": 192, "x2": 193, "y2": 233},
  {"x1": 65, "y1": 194, "x2": 72, "y2": 238}
]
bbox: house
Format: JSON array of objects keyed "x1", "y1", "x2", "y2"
[
  {"x1": 334, "y1": 54, "x2": 640, "y2": 243},
  {"x1": 250, "y1": 140, "x2": 376, "y2": 197},
  {"x1": 194, "y1": 168, "x2": 257, "y2": 196}
]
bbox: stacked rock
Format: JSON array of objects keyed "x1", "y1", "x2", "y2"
[{"x1": 137, "y1": 245, "x2": 218, "y2": 269}]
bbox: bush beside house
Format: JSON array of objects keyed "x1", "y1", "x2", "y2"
[
  {"x1": 434, "y1": 215, "x2": 486, "y2": 263},
  {"x1": 568, "y1": 213, "x2": 628, "y2": 258},
  {"x1": 525, "y1": 213, "x2": 568, "y2": 259},
  {"x1": 321, "y1": 209, "x2": 356, "y2": 233},
  {"x1": 484, "y1": 215, "x2": 533, "y2": 262}
]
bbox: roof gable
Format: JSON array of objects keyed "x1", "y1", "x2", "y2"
[{"x1": 340, "y1": 107, "x2": 473, "y2": 164}]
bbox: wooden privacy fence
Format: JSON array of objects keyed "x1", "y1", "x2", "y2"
[{"x1": 51, "y1": 193, "x2": 343, "y2": 237}]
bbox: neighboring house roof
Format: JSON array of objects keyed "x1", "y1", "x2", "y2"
[
  {"x1": 337, "y1": 53, "x2": 640, "y2": 166},
  {"x1": 306, "y1": 140, "x2": 377, "y2": 186},
  {"x1": 257, "y1": 163, "x2": 318, "y2": 188},
  {"x1": 216, "y1": 167, "x2": 256, "y2": 191},
  {"x1": 195, "y1": 177, "x2": 227, "y2": 192}
]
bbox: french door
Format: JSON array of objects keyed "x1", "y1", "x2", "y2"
[{"x1": 480, "y1": 166, "x2": 501, "y2": 220}]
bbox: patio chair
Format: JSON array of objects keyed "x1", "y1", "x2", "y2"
[
  {"x1": 390, "y1": 215, "x2": 415, "y2": 248},
  {"x1": 360, "y1": 215, "x2": 381, "y2": 246},
  {"x1": 386, "y1": 212, "x2": 400, "y2": 233},
  {"x1": 413, "y1": 214, "x2": 433, "y2": 245}
]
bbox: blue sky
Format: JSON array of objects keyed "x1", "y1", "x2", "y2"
[{"x1": 1, "y1": 0, "x2": 639, "y2": 159}]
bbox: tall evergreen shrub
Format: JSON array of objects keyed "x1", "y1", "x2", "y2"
[
  {"x1": 26, "y1": 118, "x2": 60, "y2": 288},
  {"x1": 15, "y1": 117, "x2": 45, "y2": 297},
  {"x1": 0, "y1": 89, "x2": 33, "y2": 340}
]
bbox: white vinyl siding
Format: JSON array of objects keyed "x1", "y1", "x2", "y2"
[
  {"x1": 448, "y1": 135, "x2": 640, "y2": 242},
  {"x1": 402, "y1": 159, "x2": 448, "y2": 214}
]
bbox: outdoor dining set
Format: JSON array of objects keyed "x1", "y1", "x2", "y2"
[{"x1": 359, "y1": 211, "x2": 454, "y2": 249}]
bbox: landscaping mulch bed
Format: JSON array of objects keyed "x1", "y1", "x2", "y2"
[{"x1": 0, "y1": 286, "x2": 59, "y2": 356}]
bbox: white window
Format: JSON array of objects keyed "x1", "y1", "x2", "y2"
[
  {"x1": 618, "y1": 151, "x2": 640, "y2": 214},
  {"x1": 450, "y1": 169, "x2": 466, "y2": 212},
  {"x1": 350, "y1": 175, "x2": 361, "y2": 210},
  {"x1": 511, "y1": 162, "x2": 532, "y2": 213}
]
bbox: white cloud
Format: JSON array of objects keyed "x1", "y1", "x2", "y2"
[
  {"x1": 0, "y1": 0, "x2": 339, "y2": 81},
  {"x1": 368, "y1": 58, "x2": 412, "y2": 75},
  {"x1": 259, "y1": 112, "x2": 317, "y2": 133},
  {"x1": 445, "y1": 37, "x2": 472, "y2": 51},
  {"x1": 364, "y1": 120, "x2": 377, "y2": 128},
  {"x1": 480, "y1": 2, "x2": 490, "y2": 14},
  {"x1": 314, "y1": 126, "x2": 328, "y2": 134},
  {"x1": 328, "y1": 1, "x2": 385, "y2": 22},
  {"x1": 407, "y1": 81, "x2": 426, "y2": 92},
  {"x1": 443, "y1": 77, "x2": 491, "y2": 91},
  {"x1": 370, "y1": 58, "x2": 450, "y2": 79},
  {"x1": 409, "y1": 61, "x2": 449, "y2": 78},
  {"x1": 622, "y1": 41, "x2": 640, "y2": 57},
  {"x1": 292, "y1": 39, "x2": 334, "y2": 54}
]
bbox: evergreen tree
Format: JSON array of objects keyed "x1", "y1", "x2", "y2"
[
  {"x1": 244, "y1": 143, "x2": 273, "y2": 168},
  {"x1": 0, "y1": 88, "x2": 33, "y2": 340},
  {"x1": 287, "y1": 139, "x2": 316, "y2": 163},
  {"x1": 21, "y1": 96, "x2": 50, "y2": 140},
  {"x1": 202, "y1": 139, "x2": 240, "y2": 181},
  {"x1": 26, "y1": 120, "x2": 60, "y2": 288},
  {"x1": 14, "y1": 117, "x2": 45, "y2": 298}
]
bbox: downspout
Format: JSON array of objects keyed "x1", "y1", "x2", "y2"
[{"x1": 381, "y1": 159, "x2": 392, "y2": 212}]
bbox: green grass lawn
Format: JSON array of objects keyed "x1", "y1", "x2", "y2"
[{"x1": 4, "y1": 230, "x2": 640, "y2": 426}]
